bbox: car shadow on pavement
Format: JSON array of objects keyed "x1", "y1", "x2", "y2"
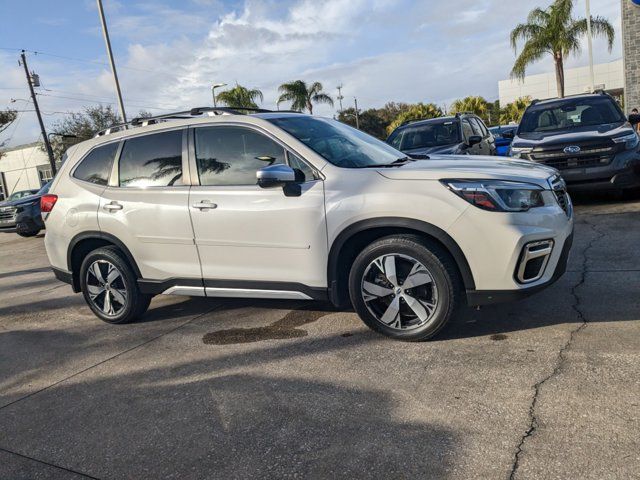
[{"x1": 0, "y1": 363, "x2": 458, "y2": 479}]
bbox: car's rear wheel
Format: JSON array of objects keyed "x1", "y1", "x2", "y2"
[
  {"x1": 348, "y1": 235, "x2": 461, "y2": 341},
  {"x1": 79, "y1": 246, "x2": 151, "y2": 324}
]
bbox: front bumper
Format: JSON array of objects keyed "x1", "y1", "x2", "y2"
[
  {"x1": 559, "y1": 149, "x2": 640, "y2": 191},
  {"x1": 466, "y1": 231, "x2": 573, "y2": 305}
]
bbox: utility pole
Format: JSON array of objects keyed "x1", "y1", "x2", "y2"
[
  {"x1": 20, "y1": 50, "x2": 56, "y2": 174},
  {"x1": 585, "y1": 0, "x2": 595, "y2": 93},
  {"x1": 336, "y1": 85, "x2": 344, "y2": 113},
  {"x1": 97, "y1": 0, "x2": 127, "y2": 123},
  {"x1": 354, "y1": 97, "x2": 360, "y2": 129}
]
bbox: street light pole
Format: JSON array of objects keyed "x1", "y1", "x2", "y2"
[
  {"x1": 354, "y1": 97, "x2": 360, "y2": 129},
  {"x1": 211, "y1": 83, "x2": 227, "y2": 108},
  {"x1": 96, "y1": 0, "x2": 127, "y2": 123},
  {"x1": 20, "y1": 50, "x2": 56, "y2": 174},
  {"x1": 585, "y1": 0, "x2": 595, "y2": 93}
]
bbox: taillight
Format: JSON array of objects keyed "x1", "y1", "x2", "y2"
[{"x1": 40, "y1": 194, "x2": 58, "y2": 213}]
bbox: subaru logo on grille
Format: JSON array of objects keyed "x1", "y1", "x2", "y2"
[{"x1": 564, "y1": 145, "x2": 581, "y2": 154}]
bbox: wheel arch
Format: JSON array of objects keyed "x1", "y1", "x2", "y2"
[
  {"x1": 67, "y1": 231, "x2": 141, "y2": 292},
  {"x1": 327, "y1": 217, "x2": 475, "y2": 307}
]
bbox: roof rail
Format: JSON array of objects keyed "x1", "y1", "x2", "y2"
[
  {"x1": 94, "y1": 106, "x2": 296, "y2": 137},
  {"x1": 454, "y1": 111, "x2": 476, "y2": 117}
]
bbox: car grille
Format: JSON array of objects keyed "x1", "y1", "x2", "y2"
[
  {"x1": 0, "y1": 206, "x2": 16, "y2": 222},
  {"x1": 527, "y1": 139, "x2": 620, "y2": 170},
  {"x1": 549, "y1": 175, "x2": 571, "y2": 217}
]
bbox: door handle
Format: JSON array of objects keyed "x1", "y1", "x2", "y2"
[
  {"x1": 192, "y1": 201, "x2": 217, "y2": 210},
  {"x1": 103, "y1": 201, "x2": 123, "y2": 211}
]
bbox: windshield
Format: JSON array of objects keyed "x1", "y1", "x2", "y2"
[
  {"x1": 389, "y1": 121, "x2": 461, "y2": 150},
  {"x1": 267, "y1": 116, "x2": 404, "y2": 168},
  {"x1": 519, "y1": 97, "x2": 626, "y2": 134},
  {"x1": 8, "y1": 190, "x2": 36, "y2": 200}
]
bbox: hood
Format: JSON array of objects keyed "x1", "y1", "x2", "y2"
[
  {"x1": 404, "y1": 143, "x2": 460, "y2": 155},
  {"x1": 376, "y1": 156, "x2": 557, "y2": 188},
  {"x1": 513, "y1": 122, "x2": 632, "y2": 147},
  {"x1": 0, "y1": 193, "x2": 42, "y2": 208}
]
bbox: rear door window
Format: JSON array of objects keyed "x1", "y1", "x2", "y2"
[
  {"x1": 73, "y1": 142, "x2": 119, "y2": 186},
  {"x1": 118, "y1": 130, "x2": 183, "y2": 187}
]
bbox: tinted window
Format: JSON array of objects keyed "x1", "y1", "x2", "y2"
[
  {"x1": 468, "y1": 118, "x2": 483, "y2": 136},
  {"x1": 119, "y1": 130, "x2": 183, "y2": 187},
  {"x1": 461, "y1": 120, "x2": 474, "y2": 140},
  {"x1": 73, "y1": 142, "x2": 118, "y2": 186},
  {"x1": 519, "y1": 97, "x2": 626, "y2": 133},
  {"x1": 268, "y1": 116, "x2": 403, "y2": 168},
  {"x1": 287, "y1": 152, "x2": 317, "y2": 182},
  {"x1": 195, "y1": 127, "x2": 285, "y2": 186},
  {"x1": 397, "y1": 121, "x2": 461, "y2": 150}
]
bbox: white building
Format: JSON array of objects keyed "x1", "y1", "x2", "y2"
[
  {"x1": 0, "y1": 142, "x2": 54, "y2": 201},
  {"x1": 498, "y1": 58, "x2": 624, "y2": 107}
]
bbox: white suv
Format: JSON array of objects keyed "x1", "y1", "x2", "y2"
[{"x1": 42, "y1": 108, "x2": 573, "y2": 341}]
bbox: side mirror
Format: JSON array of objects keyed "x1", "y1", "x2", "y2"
[
  {"x1": 501, "y1": 130, "x2": 515, "y2": 139},
  {"x1": 467, "y1": 135, "x2": 482, "y2": 147},
  {"x1": 257, "y1": 164, "x2": 296, "y2": 188}
]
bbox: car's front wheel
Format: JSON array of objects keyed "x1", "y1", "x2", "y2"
[
  {"x1": 348, "y1": 235, "x2": 461, "y2": 341},
  {"x1": 79, "y1": 246, "x2": 151, "y2": 324}
]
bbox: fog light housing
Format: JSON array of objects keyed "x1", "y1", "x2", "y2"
[{"x1": 516, "y1": 240, "x2": 554, "y2": 284}]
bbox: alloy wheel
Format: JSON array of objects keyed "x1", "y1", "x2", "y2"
[
  {"x1": 361, "y1": 253, "x2": 438, "y2": 330},
  {"x1": 85, "y1": 260, "x2": 128, "y2": 317}
]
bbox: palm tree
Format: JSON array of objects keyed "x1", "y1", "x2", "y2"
[
  {"x1": 450, "y1": 96, "x2": 489, "y2": 121},
  {"x1": 216, "y1": 84, "x2": 264, "y2": 109},
  {"x1": 510, "y1": 0, "x2": 614, "y2": 98},
  {"x1": 277, "y1": 80, "x2": 334, "y2": 114},
  {"x1": 500, "y1": 97, "x2": 532, "y2": 124},
  {"x1": 387, "y1": 103, "x2": 443, "y2": 134}
]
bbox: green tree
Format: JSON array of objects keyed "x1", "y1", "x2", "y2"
[
  {"x1": 510, "y1": 0, "x2": 614, "y2": 98},
  {"x1": 50, "y1": 105, "x2": 121, "y2": 160},
  {"x1": 0, "y1": 109, "x2": 18, "y2": 157},
  {"x1": 216, "y1": 84, "x2": 264, "y2": 109},
  {"x1": 337, "y1": 107, "x2": 387, "y2": 139},
  {"x1": 277, "y1": 80, "x2": 333, "y2": 114},
  {"x1": 450, "y1": 96, "x2": 490, "y2": 122},
  {"x1": 386, "y1": 103, "x2": 443, "y2": 135},
  {"x1": 500, "y1": 97, "x2": 532, "y2": 124}
]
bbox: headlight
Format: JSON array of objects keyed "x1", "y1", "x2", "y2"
[
  {"x1": 509, "y1": 146, "x2": 533, "y2": 159},
  {"x1": 441, "y1": 179, "x2": 545, "y2": 212},
  {"x1": 612, "y1": 132, "x2": 639, "y2": 150}
]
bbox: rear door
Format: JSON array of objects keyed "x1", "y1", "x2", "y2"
[
  {"x1": 188, "y1": 124, "x2": 327, "y2": 297},
  {"x1": 98, "y1": 128, "x2": 202, "y2": 285}
]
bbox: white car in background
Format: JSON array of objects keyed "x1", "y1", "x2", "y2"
[{"x1": 41, "y1": 108, "x2": 573, "y2": 341}]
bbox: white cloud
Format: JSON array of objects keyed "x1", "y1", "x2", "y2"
[{"x1": 1, "y1": 0, "x2": 624, "y2": 147}]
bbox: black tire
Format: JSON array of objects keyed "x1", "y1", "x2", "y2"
[
  {"x1": 17, "y1": 229, "x2": 40, "y2": 237},
  {"x1": 348, "y1": 235, "x2": 462, "y2": 341},
  {"x1": 79, "y1": 246, "x2": 151, "y2": 324}
]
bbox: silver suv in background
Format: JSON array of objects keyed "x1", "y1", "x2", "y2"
[{"x1": 43, "y1": 107, "x2": 573, "y2": 341}]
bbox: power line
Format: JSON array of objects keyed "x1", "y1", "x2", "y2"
[
  {"x1": 0, "y1": 47, "x2": 175, "y2": 76},
  {"x1": 37, "y1": 93, "x2": 175, "y2": 111}
]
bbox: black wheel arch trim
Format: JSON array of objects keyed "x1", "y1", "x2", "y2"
[
  {"x1": 67, "y1": 231, "x2": 143, "y2": 290},
  {"x1": 327, "y1": 217, "x2": 476, "y2": 304}
]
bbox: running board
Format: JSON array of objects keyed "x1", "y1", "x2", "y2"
[{"x1": 161, "y1": 285, "x2": 312, "y2": 300}]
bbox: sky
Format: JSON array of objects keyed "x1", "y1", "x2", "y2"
[{"x1": 0, "y1": 0, "x2": 623, "y2": 147}]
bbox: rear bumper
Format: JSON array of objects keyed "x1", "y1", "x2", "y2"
[
  {"x1": 52, "y1": 267, "x2": 77, "y2": 291},
  {"x1": 466, "y1": 231, "x2": 573, "y2": 306}
]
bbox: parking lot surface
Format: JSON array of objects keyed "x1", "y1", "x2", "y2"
[{"x1": 1, "y1": 197, "x2": 639, "y2": 480}]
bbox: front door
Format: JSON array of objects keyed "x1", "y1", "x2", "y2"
[
  {"x1": 188, "y1": 125, "x2": 327, "y2": 298},
  {"x1": 98, "y1": 128, "x2": 202, "y2": 284}
]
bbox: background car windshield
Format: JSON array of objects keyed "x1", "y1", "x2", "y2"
[
  {"x1": 391, "y1": 122, "x2": 461, "y2": 150},
  {"x1": 268, "y1": 116, "x2": 403, "y2": 168},
  {"x1": 519, "y1": 97, "x2": 626, "y2": 133}
]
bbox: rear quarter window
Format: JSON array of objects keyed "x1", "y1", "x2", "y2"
[{"x1": 73, "y1": 142, "x2": 119, "y2": 186}]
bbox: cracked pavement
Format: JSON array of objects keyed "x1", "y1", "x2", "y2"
[{"x1": 0, "y1": 196, "x2": 639, "y2": 479}]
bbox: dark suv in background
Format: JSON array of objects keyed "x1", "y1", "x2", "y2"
[
  {"x1": 387, "y1": 113, "x2": 496, "y2": 156},
  {"x1": 507, "y1": 92, "x2": 640, "y2": 192}
]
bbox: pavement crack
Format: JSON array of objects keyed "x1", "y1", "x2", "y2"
[
  {"x1": 508, "y1": 216, "x2": 605, "y2": 480},
  {"x1": 0, "y1": 446, "x2": 101, "y2": 479}
]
